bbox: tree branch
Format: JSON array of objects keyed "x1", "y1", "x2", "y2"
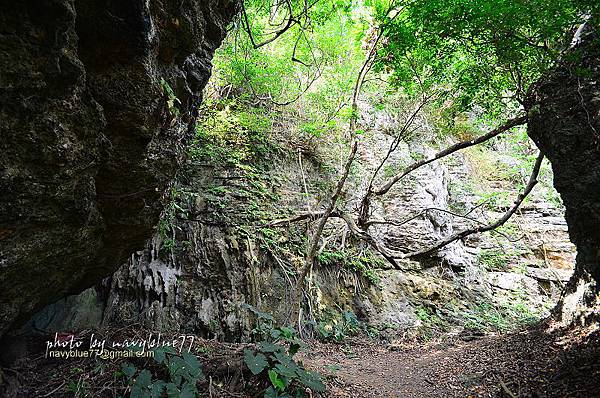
[
  {"x1": 374, "y1": 114, "x2": 528, "y2": 195},
  {"x1": 358, "y1": 95, "x2": 431, "y2": 225},
  {"x1": 293, "y1": 141, "x2": 358, "y2": 328},
  {"x1": 241, "y1": 0, "x2": 295, "y2": 49},
  {"x1": 293, "y1": 20, "x2": 390, "y2": 327},
  {"x1": 337, "y1": 212, "x2": 406, "y2": 270},
  {"x1": 403, "y1": 152, "x2": 544, "y2": 261},
  {"x1": 241, "y1": 0, "x2": 320, "y2": 49},
  {"x1": 365, "y1": 205, "x2": 522, "y2": 242},
  {"x1": 267, "y1": 210, "x2": 338, "y2": 226}
]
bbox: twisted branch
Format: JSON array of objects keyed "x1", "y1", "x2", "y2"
[
  {"x1": 403, "y1": 152, "x2": 544, "y2": 260},
  {"x1": 374, "y1": 115, "x2": 528, "y2": 195}
]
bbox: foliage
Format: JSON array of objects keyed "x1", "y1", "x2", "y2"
[
  {"x1": 314, "y1": 309, "x2": 362, "y2": 342},
  {"x1": 241, "y1": 305, "x2": 325, "y2": 398},
  {"x1": 207, "y1": 0, "x2": 576, "y2": 348},
  {"x1": 161, "y1": 78, "x2": 181, "y2": 117},
  {"x1": 412, "y1": 282, "x2": 549, "y2": 339},
  {"x1": 189, "y1": 97, "x2": 286, "y2": 229},
  {"x1": 258, "y1": 227, "x2": 288, "y2": 251},
  {"x1": 120, "y1": 347, "x2": 203, "y2": 398},
  {"x1": 242, "y1": 303, "x2": 279, "y2": 341},
  {"x1": 414, "y1": 306, "x2": 450, "y2": 340},
  {"x1": 477, "y1": 248, "x2": 513, "y2": 272},
  {"x1": 193, "y1": 99, "x2": 273, "y2": 168},
  {"x1": 154, "y1": 186, "x2": 195, "y2": 258},
  {"x1": 209, "y1": 0, "x2": 381, "y2": 165},
  {"x1": 377, "y1": 0, "x2": 599, "y2": 121},
  {"x1": 317, "y1": 249, "x2": 383, "y2": 285},
  {"x1": 218, "y1": 0, "x2": 365, "y2": 106},
  {"x1": 461, "y1": 297, "x2": 541, "y2": 333}
]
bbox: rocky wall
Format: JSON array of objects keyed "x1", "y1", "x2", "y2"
[{"x1": 0, "y1": 0, "x2": 239, "y2": 336}]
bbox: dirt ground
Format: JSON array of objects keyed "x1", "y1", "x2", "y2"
[
  {"x1": 304, "y1": 326, "x2": 600, "y2": 398},
  {"x1": 3, "y1": 325, "x2": 600, "y2": 397}
]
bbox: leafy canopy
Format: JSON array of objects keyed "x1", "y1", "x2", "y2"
[{"x1": 375, "y1": 0, "x2": 599, "y2": 118}]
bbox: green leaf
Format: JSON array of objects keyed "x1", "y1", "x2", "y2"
[
  {"x1": 278, "y1": 326, "x2": 295, "y2": 339},
  {"x1": 180, "y1": 382, "x2": 197, "y2": 398},
  {"x1": 153, "y1": 348, "x2": 166, "y2": 364},
  {"x1": 295, "y1": 389, "x2": 308, "y2": 398},
  {"x1": 169, "y1": 354, "x2": 201, "y2": 385},
  {"x1": 268, "y1": 369, "x2": 286, "y2": 391},
  {"x1": 131, "y1": 370, "x2": 152, "y2": 398},
  {"x1": 289, "y1": 344, "x2": 300, "y2": 357},
  {"x1": 270, "y1": 328, "x2": 282, "y2": 339},
  {"x1": 288, "y1": 341, "x2": 301, "y2": 357},
  {"x1": 244, "y1": 349, "x2": 268, "y2": 375},
  {"x1": 240, "y1": 303, "x2": 276, "y2": 322},
  {"x1": 258, "y1": 341, "x2": 280, "y2": 353},
  {"x1": 296, "y1": 368, "x2": 326, "y2": 392},
  {"x1": 137, "y1": 370, "x2": 152, "y2": 387},
  {"x1": 167, "y1": 358, "x2": 184, "y2": 386},
  {"x1": 274, "y1": 363, "x2": 297, "y2": 379},
  {"x1": 264, "y1": 386, "x2": 279, "y2": 398},
  {"x1": 122, "y1": 363, "x2": 137, "y2": 380},
  {"x1": 150, "y1": 381, "x2": 166, "y2": 398},
  {"x1": 165, "y1": 383, "x2": 179, "y2": 398},
  {"x1": 273, "y1": 351, "x2": 295, "y2": 369},
  {"x1": 181, "y1": 351, "x2": 203, "y2": 379}
]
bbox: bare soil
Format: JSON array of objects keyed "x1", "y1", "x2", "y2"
[
  {"x1": 305, "y1": 326, "x2": 600, "y2": 398},
  {"x1": 2, "y1": 325, "x2": 600, "y2": 397}
]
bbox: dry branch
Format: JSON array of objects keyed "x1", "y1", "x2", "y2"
[
  {"x1": 241, "y1": 0, "x2": 319, "y2": 49},
  {"x1": 268, "y1": 210, "x2": 337, "y2": 226},
  {"x1": 403, "y1": 152, "x2": 544, "y2": 260},
  {"x1": 366, "y1": 206, "x2": 485, "y2": 228},
  {"x1": 374, "y1": 115, "x2": 528, "y2": 195},
  {"x1": 292, "y1": 20, "x2": 390, "y2": 327},
  {"x1": 337, "y1": 212, "x2": 406, "y2": 269},
  {"x1": 358, "y1": 96, "x2": 431, "y2": 225},
  {"x1": 267, "y1": 209, "x2": 408, "y2": 270},
  {"x1": 365, "y1": 204, "x2": 521, "y2": 242},
  {"x1": 299, "y1": 142, "x2": 356, "y2": 272},
  {"x1": 293, "y1": 140, "x2": 358, "y2": 327}
]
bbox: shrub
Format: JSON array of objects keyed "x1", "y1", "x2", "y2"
[{"x1": 120, "y1": 347, "x2": 203, "y2": 398}]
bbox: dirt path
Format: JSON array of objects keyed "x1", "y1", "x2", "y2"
[
  {"x1": 5, "y1": 326, "x2": 600, "y2": 397},
  {"x1": 303, "y1": 328, "x2": 600, "y2": 398}
]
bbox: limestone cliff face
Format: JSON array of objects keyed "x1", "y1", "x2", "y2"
[
  {"x1": 41, "y1": 102, "x2": 573, "y2": 340},
  {"x1": 0, "y1": 0, "x2": 239, "y2": 336},
  {"x1": 527, "y1": 25, "x2": 600, "y2": 324}
]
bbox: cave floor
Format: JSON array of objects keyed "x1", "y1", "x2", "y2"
[
  {"x1": 4, "y1": 324, "x2": 600, "y2": 397},
  {"x1": 304, "y1": 325, "x2": 600, "y2": 398}
]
